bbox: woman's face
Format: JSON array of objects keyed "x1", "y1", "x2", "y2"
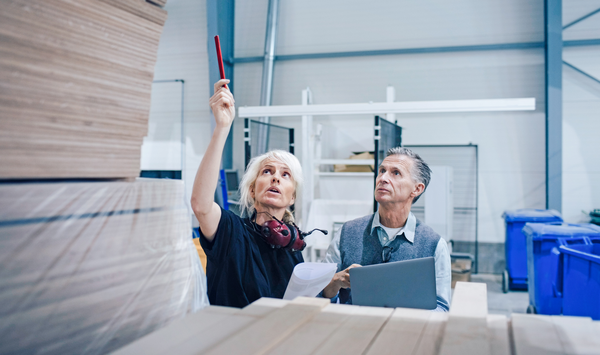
[{"x1": 250, "y1": 158, "x2": 296, "y2": 210}]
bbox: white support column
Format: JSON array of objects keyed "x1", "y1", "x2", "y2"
[
  {"x1": 386, "y1": 86, "x2": 395, "y2": 123},
  {"x1": 301, "y1": 88, "x2": 313, "y2": 228}
]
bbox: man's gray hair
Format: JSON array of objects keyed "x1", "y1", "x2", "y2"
[{"x1": 386, "y1": 147, "x2": 431, "y2": 203}]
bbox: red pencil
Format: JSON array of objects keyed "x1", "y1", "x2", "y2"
[{"x1": 214, "y1": 35, "x2": 228, "y2": 88}]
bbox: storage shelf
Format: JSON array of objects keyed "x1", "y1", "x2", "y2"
[
  {"x1": 316, "y1": 159, "x2": 374, "y2": 165},
  {"x1": 317, "y1": 172, "x2": 373, "y2": 177}
]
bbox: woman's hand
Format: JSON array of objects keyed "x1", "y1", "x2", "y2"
[
  {"x1": 190, "y1": 79, "x2": 236, "y2": 242},
  {"x1": 322, "y1": 263, "x2": 362, "y2": 298},
  {"x1": 209, "y1": 79, "x2": 235, "y2": 128}
]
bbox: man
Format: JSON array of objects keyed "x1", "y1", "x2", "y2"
[{"x1": 322, "y1": 147, "x2": 451, "y2": 311}]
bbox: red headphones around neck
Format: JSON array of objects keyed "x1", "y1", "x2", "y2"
[{"x1": 252, "y1": 212, "x2": 328, "y2": 252}]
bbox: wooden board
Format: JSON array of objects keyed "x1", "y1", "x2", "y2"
[
  {"x1": 439, "y1": 282, "x2": 490, "y2": 355},
  {"x1": 413, "y1": 312, "x2": 449, "y2": 355},
  {"x1": 365, "y1": 307, "x2": 432, "y2": 355},
  {"x1": 0, "y1": 0, "x2": 167, "y2": 179},
  {"x1": 312, "y1": 305, "x2": 393, "y2": 355},
  {"x1": 104, "y1": 281, "x2": 600, "y2": 355},
  {"x1": 204, "y1": 297, "x2": 331, "y2": 355},
  {"x1": 512, "y1": 313, "x2": 564, "y2": 355},
  {"x1": 487, "y1": 314, "x2": 511, "y2": 355}
]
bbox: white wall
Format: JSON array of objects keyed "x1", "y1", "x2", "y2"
[
  {"x1": 233, "y1": 0, "x2": 547, "y2": 243},
  {"x1": 142, "y1": 0, "x2": 210, "y2": 215},
  {"x1": 562, "y1": 1, "x2": 600, "y2": 223},
  {"x1": 145, "y1": 0, "x2": 600, "y2": 238}
]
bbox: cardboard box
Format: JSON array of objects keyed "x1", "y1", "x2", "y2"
[
  {"x1": 334, "y1": 151, "x2": 375, "y2": 173},
  {"x1": 451, "y1": 253, "x2": 473, "y2": 288}
]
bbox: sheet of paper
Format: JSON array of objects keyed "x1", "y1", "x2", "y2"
[{"x1": 283, "y1": 262, "x2": 338, "y2": 300}]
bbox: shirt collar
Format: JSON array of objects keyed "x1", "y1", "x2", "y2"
[{"x1": 371, "y1": 210, "x2": 416, "y2": 244}]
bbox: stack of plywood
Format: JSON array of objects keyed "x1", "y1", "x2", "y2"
[
  {"x1": 114, "y1": 282, "x2": 600, "y2": 355},
  {"x1": 0, "y1": 179, "x2": 208, "y2": 355},
  {"x1": 0, "y1": 0, "x2": 167, "y2": 179}
]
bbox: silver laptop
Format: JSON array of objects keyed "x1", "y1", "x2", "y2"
[{"x1": 349, "y1": 257, "x2": 437, "y2": 309}]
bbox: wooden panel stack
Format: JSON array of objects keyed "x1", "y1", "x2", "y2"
[
  {"x1": 114, "y1": 282, "x2": 600, "y2": 355},
  {"x1": 0, "y1": 179, "x2": 207, "y2": 355},
  {"x1": 0, "y1": 0, "x2": 167, "y2": 179}
]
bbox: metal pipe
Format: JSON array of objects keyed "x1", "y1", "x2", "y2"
[{"x1": 259, "y1": 0, "x2": 280, "y2": 123}]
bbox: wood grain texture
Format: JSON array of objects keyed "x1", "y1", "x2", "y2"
[
  {"x1": 487, "y1": 314, "x2": 510, "y2": 355},
  {"x1": 204, "y1": 298, "x2": 330, "y2": 355},
  {"x1": 365, "y1": 307, "x2": 432, "y2": 355},
  {"x1": 439, "y1": 282, "x2": 490, "y2": 355},
  {"x1": 312, "y1": 306, "x2": 393, "y2": 355},
  {"x1": 512, "y1": 314, "x2": 564, "y2": 355},
  {"x1": 412, "y1": 312, "x2": 448, "y2": 355},
  {"x1": 0, "y1": 0, "x2": 166, "y2": 179}
]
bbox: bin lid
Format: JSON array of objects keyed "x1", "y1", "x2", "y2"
[
  {"x1": 523, "y1": 223, "x2": 600, "y2": 239},
  {"x1": 502, "y1": 209, "x2": 563, "y2": 222}
]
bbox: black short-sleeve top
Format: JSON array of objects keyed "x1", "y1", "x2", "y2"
[{"x1": 198, "y1": 208, "x2": 304, "y2": 308}]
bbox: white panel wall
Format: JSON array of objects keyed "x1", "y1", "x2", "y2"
[
  {"x1": 146, "y1": 0, "x2": 600, "y2": 238},
  {"x1": 237, "y1": 0, "x2": 544, "y2": 56},
  {"x1": 143, "y1": 0, "x2": 210, "y2": 214},
  {"x1": 562, "y1": 0, "x2": 600, "y2": 223},
  {"x1": 233, "y1": 0, "x2": 547, "y2": 244}
]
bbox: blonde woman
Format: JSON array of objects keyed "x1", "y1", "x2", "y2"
[{"x1": 191, "y1": 79, "x2": 304, "y2": 308}]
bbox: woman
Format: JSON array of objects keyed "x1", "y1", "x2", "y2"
[{"x1": 191, "y1": 79, "x2": 304, "y2": 308}]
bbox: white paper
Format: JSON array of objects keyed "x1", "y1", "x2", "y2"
[{"x1": 283, "y1": 262, "x2": 338, "y2": 300}]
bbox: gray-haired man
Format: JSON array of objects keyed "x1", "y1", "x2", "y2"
[{"x1": 322, "y1": 147, "x2": 451, "y2": 311}]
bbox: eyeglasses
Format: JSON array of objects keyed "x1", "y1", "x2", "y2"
[{"x1": 382, "y1": 246, "x2": 393, "y2": 263}]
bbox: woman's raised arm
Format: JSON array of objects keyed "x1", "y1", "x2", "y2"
[{"x1": 191, "y1": 79, "x2": 235, "y2": 242}]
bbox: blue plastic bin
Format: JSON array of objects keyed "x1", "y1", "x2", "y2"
[
  {"x1": 523, "y1": 223, "x2": 600, "y2": 315},
  {"x1": 502, "y1": 209, "x2": 562, "y2": 291},
  {"x1": 559, "y1": 239, "x2": 600, "y2": 320}
]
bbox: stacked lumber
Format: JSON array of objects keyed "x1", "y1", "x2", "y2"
[
  {"x1": 114, "y1": 282, "x2": 600, "y2": 355},
  {"x1": 0, "y1": 179, "x2": 208, "y2": 355},
  {"x1": 0, "y1": 0, "x2": 167, "y2": 179}
]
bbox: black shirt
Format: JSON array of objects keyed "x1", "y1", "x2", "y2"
[{"x1": 198, "y1": 208, "x2": 304, "y2": 308}]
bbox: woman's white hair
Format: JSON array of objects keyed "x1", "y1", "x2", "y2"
[{"x1": 239, "y1": 150, "x2": 303, "y2": 223}]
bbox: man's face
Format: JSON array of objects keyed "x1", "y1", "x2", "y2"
[{"x1": 374, "y1": 155, "x2": 422, "y2": 205}]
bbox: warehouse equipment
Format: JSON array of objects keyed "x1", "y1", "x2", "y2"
[
  {"x1": 502, "y1": 209, "x2": 563, "y2": 292},
  {"x1": 239, "y1": 88, "x2": 536, "y2": 232},
  {"x1": 244, "y1": 118, "x2": 294, "y2": 168},
  {"x1": 523, "y1": 222, "x2": 600, "y2": 315}
]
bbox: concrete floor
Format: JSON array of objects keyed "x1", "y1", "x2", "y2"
[{"x1": 457, "y1": 274, "x2": 530, "y2": 316}]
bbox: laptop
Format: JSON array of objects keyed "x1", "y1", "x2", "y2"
[{"x1": 349, "y1": 256, "x2": 437, "y2": 309}]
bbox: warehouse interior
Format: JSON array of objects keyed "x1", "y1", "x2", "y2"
[{"x1": 2, "y1": 0, "x2": 600, "y2": 354}]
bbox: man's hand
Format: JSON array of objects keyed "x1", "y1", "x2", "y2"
[
  {"x1": 322, "y1": 263, "x2": 362, "y2": 298},
  {"x1": 209, "y1": 79, "x2": 235, "y2": 128}
]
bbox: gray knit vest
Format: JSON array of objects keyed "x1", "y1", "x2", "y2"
[{"x1": 338, "y1": 213, "x2": 441, "y2": 304}]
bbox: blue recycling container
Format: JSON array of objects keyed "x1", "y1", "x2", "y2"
[
  {"x1": 523, "y1": 223, "x2": 600, "y2": 315},
  {"x1": 559, "y1": 239, "x2": 600, "y2": 320},
  {"x1": 502, "y1": 209, "x2": 562, "y2": 290}
]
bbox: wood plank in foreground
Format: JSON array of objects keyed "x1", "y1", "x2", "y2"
[
  {"x1": 512, "y1": 314, "x2": 564, "y2": 355},
  {"x1": 204, "y1": 297, "x2": 330, "y2": 355},
  {"x1": 312, "y1": 305, "x2": 393, "y2": 355},
  {"x1": 439, "y1": 282, "x2": 490, "y2": 355},
  {"x1": 365, "y1": 307, "x2": 431, "y2": 355}
]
